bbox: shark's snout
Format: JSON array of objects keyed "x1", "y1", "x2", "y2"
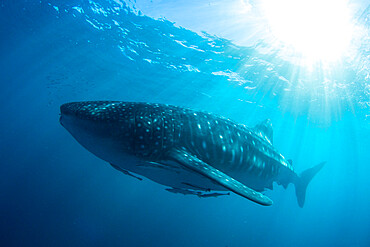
[
  {"x1": 60, "y1": 102, "x2": 87, "y2": 130},
  {"x1": 60, "y1": 102, "x2": 99, "y2": 133},
  {"x1": 60, "y1": 101, "x2": 125, "y2": 122},
  {"x1": 59, "y1": 101, "x2": 137, "y2": 166},
  {"x1": 60, "y1": 102, "x2": 73, "y2": 116},
  {"x1": 60, "y1": 102, "x2": 91, "y2": 118},
  {"x1": 59, "y1": 101, "x2": 136, "y2": 138}
]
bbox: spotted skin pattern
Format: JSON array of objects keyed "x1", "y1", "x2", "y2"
[{"x1": 60, "y1": 101, "x2": 296, "y2": 193}]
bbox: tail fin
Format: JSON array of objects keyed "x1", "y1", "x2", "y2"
[{"x1": 294, "y1": 162, "x2": 326, "y2": 207}]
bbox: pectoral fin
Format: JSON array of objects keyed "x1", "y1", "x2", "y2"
[
  {"x1": 110, "y1": 163, "x2": 143, "y2": 181},
  {"x1": 169, "y1": 149, "x2": 273, "y2": 206}
]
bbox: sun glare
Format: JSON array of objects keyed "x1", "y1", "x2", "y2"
[{"x1": 260, "y1": 0, "x2": 355, "y2": 63}]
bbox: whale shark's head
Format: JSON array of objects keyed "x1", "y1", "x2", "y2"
[{"x1": 60, "y1": 101, "x2": 135, "y2": 162}]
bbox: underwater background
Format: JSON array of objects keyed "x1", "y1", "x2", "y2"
[{"x1": 0, "y1": 0, "x2": 369, "y2": 246}]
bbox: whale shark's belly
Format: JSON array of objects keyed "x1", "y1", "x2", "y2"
[{"x1": 110, "y1": 152, "x2": 226, "y2": 191}]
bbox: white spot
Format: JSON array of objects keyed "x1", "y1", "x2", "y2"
[
  {"x1": 202, "y1": 141, "x2": 207, "y2": 149},
  {"x1": 197, "y1": 124, "x2": 201, "y2": 129},
  {"x1": 239, "y1": 150, "x2": 244, "y2": 166},
  {"x1": 231, "y1": 150, "x2": 235, "y2": 163},
  {"x1": 222, "y1": 145, "x2": 226, "y2": 152}
]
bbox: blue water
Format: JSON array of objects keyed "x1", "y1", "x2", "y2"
[{"x1": 0, "y1": 0, "x2": 369, "y2": 246}]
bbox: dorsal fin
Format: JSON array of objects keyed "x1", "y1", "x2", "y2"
[{"x1": 254, "y1": 119, "x2": 273, "y2": 144}]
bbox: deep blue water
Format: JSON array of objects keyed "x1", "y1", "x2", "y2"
[{"x1": 0, "y1": 0, "x2": 369, "y2": 246}]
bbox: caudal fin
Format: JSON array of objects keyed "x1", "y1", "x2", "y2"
[{"x1": 294, "y1": 162, "x2": 326, "y2": 207}]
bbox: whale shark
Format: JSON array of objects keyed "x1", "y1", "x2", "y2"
[{"x1": 60, "y1": 101, "x2": 325, "y2": 207}]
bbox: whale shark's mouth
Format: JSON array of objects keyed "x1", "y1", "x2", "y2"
[{"x1": 59, "y1": 115, "x2": 64, "y2": 127}]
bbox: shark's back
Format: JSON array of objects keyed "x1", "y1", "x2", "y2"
[{"x1": 121, "y1": 102, "x2": 293, "y2": 191}]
